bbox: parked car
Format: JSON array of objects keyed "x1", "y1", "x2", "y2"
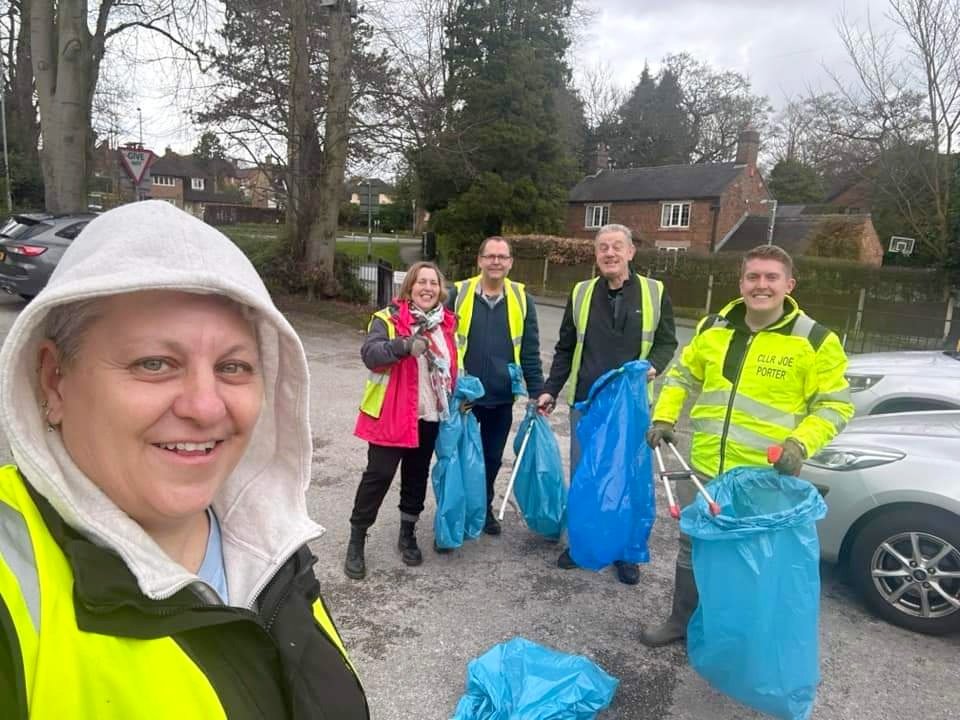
[
  {"x1": 0, "y1": 213, "x2": 96, "y2": 300},
  {"x1": 802, "y1": 410, "x2": 960, "y2": 635},
  {"x1": 845, "y1": 349, "x2": 960, "y2": 415}
]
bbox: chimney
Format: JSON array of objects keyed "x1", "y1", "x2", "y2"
[
  {"x1": 735, "y1": 128, "x2": 760, "y2": 167},
  {"x1": 591, "y1": 143, "x2": 610, "y2": 174}
]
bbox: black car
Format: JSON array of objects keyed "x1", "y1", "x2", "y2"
[{"x1": 0, "y1": 213, "x2": 96, "y2": 299}]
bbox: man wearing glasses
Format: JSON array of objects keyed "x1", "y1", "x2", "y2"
[{"x1": 447, "y1": 236, "x2": 544, "y2": 536}]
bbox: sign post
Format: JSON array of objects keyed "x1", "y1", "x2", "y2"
[{"x1": 119, "y1": 145, "x2": 155, "y2": 200}]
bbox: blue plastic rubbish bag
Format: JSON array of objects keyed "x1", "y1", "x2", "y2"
[
  {"x1": 511, "y1": 404, "x2": 567, "y2": 540},
  {"x1": 567, "y1": 360, "x2": 656, "y2": 570},
  {"x1": 681, "y1": 466, "x2": 828, "y2": 720},
  {"x1": 432, "y1": 375, "x2": 488, "y2": 549},
  {"x1": 451, "y1": 637, "x2": 618, "y2": 720}
]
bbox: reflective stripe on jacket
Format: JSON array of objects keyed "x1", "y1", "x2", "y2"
[
  {"x1": 567, "y1": 274, "x2": 663, "y2": 405},
  {"x1": 653, "y1": 296, "x2": 855, "y2": 477},
  {"x1": 453, "y1": 276, "x2": 527, "y2": 366},
  {"x1": 0, "y1": 466, "x2": 368, "y2": 719}
]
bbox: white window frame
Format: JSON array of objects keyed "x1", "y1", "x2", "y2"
[
  {"x1": 660, "y1": 201, "x2": 691, "y2": 229},
  {"x1": 191, "y1": 177, "x2": 205, "y2": 191},
  {"x1": 584, "y1": 204, "x2": 610, "y2": 229},
  {"x1": 152, "y1": 175, "x2": 176, "y2": 187}
]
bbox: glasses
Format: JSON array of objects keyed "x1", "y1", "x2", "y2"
[{"x1": 480, "y1": 254, "x2": 511, "y2": 262}]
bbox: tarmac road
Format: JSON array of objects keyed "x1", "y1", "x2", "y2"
[{"x1": 0, "y1": 294, "x2": 954, "y2": 720}]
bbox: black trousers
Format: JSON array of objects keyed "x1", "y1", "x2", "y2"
[
  {"x1": 350, "y1": 420, "x2": 440, "y2": 530},
  {"x1": 471, "y1": 403, "x2": 515, "y2": 510}
]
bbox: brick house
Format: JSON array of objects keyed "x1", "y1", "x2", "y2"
[
  {"x1": 237, "y1": 162, "x2": 285, "y2": 209},
  {"x1": 719, "y1": 205, "x2": 884, "y2": 266},
  {"x1": 566, "y1": 130, "x2": 772, "y2": 254},
  {"x1": 148, "y1": 150, "x2": 241, "y2": 216}
]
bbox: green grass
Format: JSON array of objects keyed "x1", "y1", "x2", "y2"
[
  {"x1": 220, "y1": 224, "x2": 406, "y2": 268},
  {"x1": 335, "y1": 241, "x2": 404, "y2": 268}
]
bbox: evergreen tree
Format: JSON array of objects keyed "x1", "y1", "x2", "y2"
[{"x1": 768, "y1": 159, "x2": 824, "y2": 204}]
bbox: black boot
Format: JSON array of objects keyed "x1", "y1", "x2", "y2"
[
  {"x1": 398, "y1": 520, "x2": 423, "y2": 566},
  {"x1": 639, "y1": 564, "x2": 699, "y2": 647},
  {"x1": 483, "y1": 507, "x2": 502, "y2": 536},
  {"x1": 343, "y1": 526, "x2": 367, "y2": 580}
]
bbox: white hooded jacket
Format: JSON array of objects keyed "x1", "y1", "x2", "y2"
[{"x1": 0, "y1": 201, "x2": 322, "y2": 608}]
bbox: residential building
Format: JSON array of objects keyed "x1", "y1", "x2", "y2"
[
  {"x1": 566, "y1": 130, "x2": 772, "y2": 254},
  {"x1": 147, "y1": 150, "x2": 241, "y2": 216}
]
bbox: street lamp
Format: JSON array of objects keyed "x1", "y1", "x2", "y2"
[{"x1": 760, "y1": 198, "x2": 778, "y2": 246}]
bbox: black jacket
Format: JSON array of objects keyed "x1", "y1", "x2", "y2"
[
  {"x1": 446, "y1": 285, "x2": 544, "y2": 405},
  {"x1": 544, "y1": 274, "x2": 678, "y2": 403},
  {"x1": 0, "y1": 481, "x2": 369, "y2": 720}
]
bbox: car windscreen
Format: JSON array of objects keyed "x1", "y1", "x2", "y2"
[{"x1": 0, "y1": 217, "x2": 51, "y2": 242}]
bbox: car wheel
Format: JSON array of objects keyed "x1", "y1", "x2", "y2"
[{"x1": 850, "y1": 508, "x2": 960, "y2": 635}]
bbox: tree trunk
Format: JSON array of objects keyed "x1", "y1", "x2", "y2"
[
  {"x1": 32, "y1": 0, "x2": 96, "y2": 215},
  {"x1": 10, "y1": 0, "x2": 41, "y2": 174},
  {"x1": 306, "y1": 0, "x2": 352, "y2": 298},
  {"x1": 286, "y1": 0, "x2": 310, "y2": 260}
]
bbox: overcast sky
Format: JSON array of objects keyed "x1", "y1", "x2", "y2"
[
  {"x1": 572, "y1": 0, "x2": 901, "y2": 111},
  {"x1": 130, "y1": 0, "x2": 905, "y2": 159}
]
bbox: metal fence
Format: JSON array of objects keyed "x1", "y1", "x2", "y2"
[{"x1": 344, "y1": 256, "x2": 407, "y2": 306}]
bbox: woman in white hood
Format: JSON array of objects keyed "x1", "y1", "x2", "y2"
[{"x1": 0, "y1": 201, "x2": 368, "y2": 718}]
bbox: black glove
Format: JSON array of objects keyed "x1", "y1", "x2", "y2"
[
  {"x1": 645, "y1": 421, "x2": 676, "y2": 449},
  {"x1": 773, "y1": 438, "x2": 806, "y2": 476}
]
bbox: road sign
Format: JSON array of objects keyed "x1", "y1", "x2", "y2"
[
  {"x1": 889, "y1": 236, "x2": 916, "y2": 255},
  {"x1": 119, "y1": 147, "x2": 155, "y2": 185}
]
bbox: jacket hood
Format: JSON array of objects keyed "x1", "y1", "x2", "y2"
[{"x1": 0, "y1": 201, "x2": 321, "y2": 607}]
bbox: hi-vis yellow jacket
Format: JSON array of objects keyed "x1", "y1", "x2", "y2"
[
  {"x1": 0, "y1": 466, "x2": 368, "y2": 719},
  {"x1": 653, "y1": 296, "x2": 855, "y2": 477},
  {"x1": 453, "y1": 275, "x2": 527, "y2": 366}
]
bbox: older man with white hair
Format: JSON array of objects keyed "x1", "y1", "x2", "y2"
[{"x1": 537, "y1": 223, "x2": 678, "y2": 585}]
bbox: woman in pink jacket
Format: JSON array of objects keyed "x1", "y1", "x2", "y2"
[{"x1": 345, "y1": 262, "x2": 458, "y2": 580}]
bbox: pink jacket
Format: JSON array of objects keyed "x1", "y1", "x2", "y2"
[{"x1": 354, "y1": 300, "x2": 459, "y2": 448}]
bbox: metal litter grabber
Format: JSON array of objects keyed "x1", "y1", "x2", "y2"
[
  {"x1": 497, "y1": 416, "x2": 535, "y2": 522},
  {"x1": 654, "y1": 440, "x2": 720, "y2": 518}
]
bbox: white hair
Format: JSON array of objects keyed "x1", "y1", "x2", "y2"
[{"x1": 595, "y1": 223, "x2": 632, "y2": 243}]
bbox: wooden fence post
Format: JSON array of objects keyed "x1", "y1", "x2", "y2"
[
  {"x1": 853, "y1": 287, "x2": 866, "y2": 334},
  {"x1": 542, "y1": 256, "x2": 550, "y2": 290},
  {"x1": 945, "y1": 295, "x2": 954, "y2": 340},
  {"x1": 704, "y1": 274, "x2": 714, "y2": 315}
]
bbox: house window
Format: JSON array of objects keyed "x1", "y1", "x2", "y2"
[
  {"x1": 585, "y1": 204, "x2": 610, "y2": 229},
  {"x1": 153, "y1": 175, "x2": 175, "y2": 187},
  {"x1": 660, "y1": 202, "x2": 691, "y2": 228},
  {"x1": 191, "y1": 177, "x2": 205, "y2": 190}
]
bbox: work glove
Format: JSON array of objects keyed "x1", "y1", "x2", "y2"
[
  {"x1": 406, "y1": 336, "x2": 429, "y2": 357},
  {"x1": 645, "y1": 421, "x2": 676, "y2": 449},
  {"x1": 773, "y1": 438, "x2": 806, "y2": 476}
]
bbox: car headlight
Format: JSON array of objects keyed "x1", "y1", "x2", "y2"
[
  {"x1": 806, "y1": 447, "x2": 904, "y2": 471},
  {"x1": 845, "y1": 374, "x2": 883, "y2": 392}
]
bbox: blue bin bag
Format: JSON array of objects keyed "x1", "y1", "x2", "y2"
[
  {"x1": 508, "y1": 363, "x2": 528, "y2": 397},
  {"x1": 432, "y1": 375, "x2": 488, "y2": 549},
  {"x1": 680, "y1": 467, "x2": 828, "y2": 720},
  {"x1": 512, "y1": 404, "x2": 567, "y2": 540},
  {"x1": 567, "y1": 360, "x2": 656, "y2": 570},
  {"x1": 450, "y1": 637, "x2": 618, "y2": 720}
]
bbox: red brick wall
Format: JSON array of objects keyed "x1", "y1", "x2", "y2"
[
  {"x1": 857, "y1": 216, "x2": 883, "y2": 267},
  {"x1": 829, "y1": 181, "x2": 872, "y2": 213},
  {"x1": 148, "y1": 179, "x2": 183, "y2": 208},
  {"x1": 565, "y1": 167, "x2": 771, "y2": 253}
]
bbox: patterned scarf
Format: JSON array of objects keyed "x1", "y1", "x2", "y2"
[{"x1": 409, "y1": 303, "x2": 452, "y2": 420}]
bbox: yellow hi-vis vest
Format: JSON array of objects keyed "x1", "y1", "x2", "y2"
[
  {"x1": 567, "y1": 274, "x2": 663, "y2": 405},
  {"x1": 0, "y1": 466, "x2": 354, "y2": 719},
  {"x1": 653, "y1": 296, "x2": 855, "y2": 477},
  {"x1": 359, "y1": 308, "x2": 396, "y2": 418},
  {"x1": 453, "y1": 276, "x2": 527, "y2": 367}
]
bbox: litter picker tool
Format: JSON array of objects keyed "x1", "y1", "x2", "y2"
[
  {"x1": 497, "y1": 417, "x2": 535, "y2": 521},
  {"x1": 656, "y1": 440, "x2": 721, "y2": 518}
]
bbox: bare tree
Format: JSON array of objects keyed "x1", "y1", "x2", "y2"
[
  {"x1": 31, "y1": 0, "x2": 210, "y2": 214},
  {"x1": 829, "y1": 0, "x2": 960, "y2": 260},
  {"x1": 577, "y1": 61, "x2": 626, "y2": 133}
]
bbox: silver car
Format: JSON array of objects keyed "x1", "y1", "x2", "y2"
[
  {"x1": 846, "y1": 349, "x2": 960, "y2": 415},
  {"x1": 803, "y1": 410, "x2": 960, "y2": 635}
]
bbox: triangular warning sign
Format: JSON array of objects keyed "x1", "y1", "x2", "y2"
[{"x1": 119, "y1": 147, "x2": 155, "y2": 184}]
